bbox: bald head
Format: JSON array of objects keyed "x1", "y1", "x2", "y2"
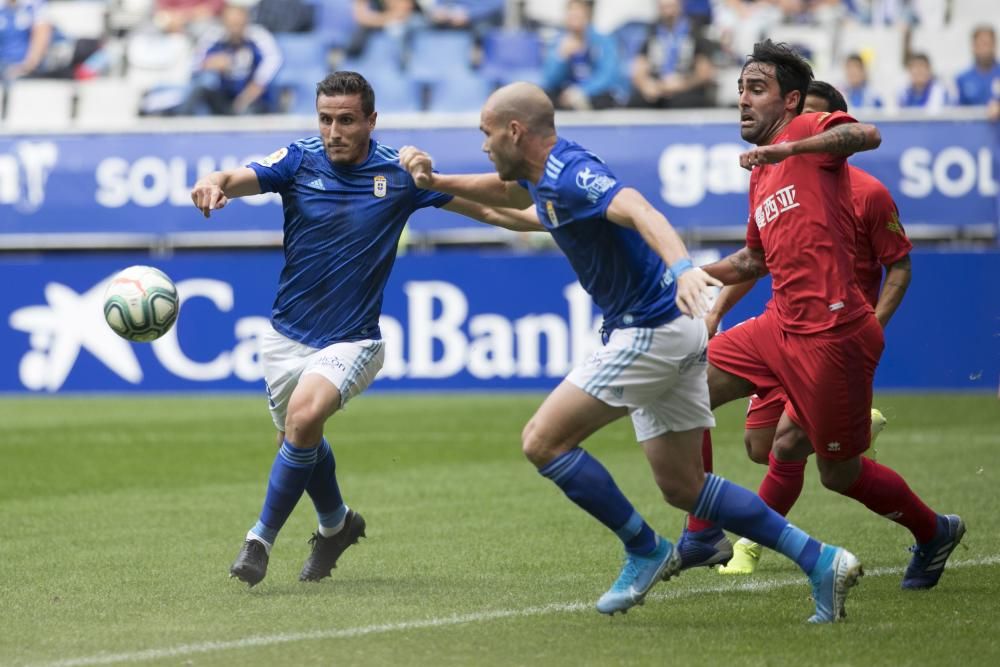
[{"x1": 484, "y1": 82, "x2": 556, "y2": 138}]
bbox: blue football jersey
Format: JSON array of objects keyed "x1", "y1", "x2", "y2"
[
  {"x1": 518, "y1": 137, "x2": 682, "y2": 334},
  {"x1": 249, "y1": 138, "x2": 452, "y2": 347}
]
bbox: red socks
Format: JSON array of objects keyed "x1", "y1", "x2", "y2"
[
  {"x1": 757, "y1": 451, "x2": 806, "y2": 516},
  {"x1": 687, "y1": 430, "x2": 716, "y2": 532},
  {"x1": 843, "y1": 456, "x2": 938, "y2": 543}
]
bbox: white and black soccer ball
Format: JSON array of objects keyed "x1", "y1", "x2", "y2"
[{"x1": 102, "y1": 265, "x2": 180, "y2": 342}]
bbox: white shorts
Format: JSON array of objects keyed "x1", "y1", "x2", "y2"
[
  {"x1": 260, "y1": 325, "x2": 386, "y2": 431},
  {"x1": 566, "y1": 316, "x2": 715, "y2": 442}
]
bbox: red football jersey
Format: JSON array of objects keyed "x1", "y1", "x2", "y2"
[
  {"x1": 746, "y1": 111, "x2": 871, "y2": 333},
  {"x1": 849, "y1": 165, "x2": 913, "y2": 307}
]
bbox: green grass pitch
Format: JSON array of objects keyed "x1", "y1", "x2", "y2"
[{"x1": 2, "y1": 393, "x2": 998, "y2": 666}]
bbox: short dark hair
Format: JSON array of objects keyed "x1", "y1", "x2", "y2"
[
  {"x1": 845, "y1": 53, "x2": 865, "y2": 68},
  {"x1": 807, "y1": 81, "x2": 848, "y2": 113},
  {"x1": 744, "y1": 39, "x2": 813, "y2": 114},
  {"x1": 972, "y1": 24, "x2": 995, "y2": 41},
  {"x1": 316, "y1": 71, "x2": 375, "y2": 116},
  {"x1": 906, "y1": 52, "x2": 930, "y2": 67}
]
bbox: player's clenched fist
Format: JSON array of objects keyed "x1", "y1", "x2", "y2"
[
  {"x1": 398, "y1": 146, "x2": 435, "y2": 188},
  {"x1": 191, "y1": 178, "x2": 229, "y2": 218},
  {"x1": 739, "y1": 143, "x2": 794, "y2": 170},
  {"x1": 675, "y1": 267, "x2": 721, "y2": 319}
]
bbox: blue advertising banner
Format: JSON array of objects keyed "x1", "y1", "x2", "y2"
[
  {"x1": 1, "y1": 119, "x2": 997, "y2": 236},
  {"x1": 0, "y1": 250, "x2": 996, "y2": 393}
]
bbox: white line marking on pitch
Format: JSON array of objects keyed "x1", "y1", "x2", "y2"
[{"x1": 35, "y1": 555, "x2": 1000, "y2": 667}]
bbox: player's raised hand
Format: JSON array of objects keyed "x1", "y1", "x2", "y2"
[
  {"x1": 739, "y1": 143, "x2": 794, "y2": 170},
  {"x1": 191, "y1": 178, "x2": 228, "y2": 218},
  {"x1": 399, "y1": 146, "x2": 435, "y2": 188},
  {"x1": 675, "y1": 267, "x2": 722, "y2": 319}
]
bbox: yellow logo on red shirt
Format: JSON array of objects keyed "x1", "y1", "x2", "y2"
[{"x1": 886, "y1": 211, "x2": 904, "y2": 235}]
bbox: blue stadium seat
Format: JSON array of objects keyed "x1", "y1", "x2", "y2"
[
  {"x1": 408, "y1": 29, "x2": 474, "y2": 84},
  {"x1": 284, "y1": 66, "x2": 328, "y2": 115},
  {"x1": 479, "y1": 29, "x2": 544, "y2": 87},
  {"x1": 275, "y1": 33, "x2": 328, "y2": 73},
  {"x1": 341, "y1": 30, "x2": 406, "y2": 74},
  {"x1": 315, "y1": 0, "x2": 356, "y2": 49},
  {"x1": 614, "y1": 21, "x2": 651, "y2": 61},
  {"x1": 426, "y1": 72, "x2": 493, "y2": 112},
  {"x1": 366, "y1": 68, "x2": 422, "y2": 113}
]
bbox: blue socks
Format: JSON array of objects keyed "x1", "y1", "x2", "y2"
[
  {"x1": 306, "y1": 439, "x2": 347, "y2": 532},
  {"x1": 539, "y1": 448, "x2": 657, "y2": 555},
  {"x1": 693, "y1": 474, "x2": 821, "y2": 574},
  {"x1": 250, "y1": 440, "x2": 319, "y2": 545}
]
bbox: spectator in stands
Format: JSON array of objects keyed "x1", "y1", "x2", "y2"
[
  {"x1": 424, "y1": 0, "x2": 502, "y2": 39},
  {"x1": 899, "y1": 52, "x2": 952, "y2": 112},
  {"x1": 541, "y1": 0, "x2": 620, "y2": 110},
  {"x1": 628, "y1": 0, "x2": 717, "y2": 109},
  {"x1": 956, "y1": 24, "x2": 1000, "y2": 107},
  {"x1": 155, "y1": 0, "x2": 224, "y2": 36},
  {"x1": 1, "y1": 0, "x2": 54, "y2": 80},
  {"x1": 842, "y1": 53, "x2": 883, "y2": 109},
  {"x1": 346, "y1": 0, "x2": 418, "y2": 63},
  {"x1": 683, "y1": 0, "x2": 713, "y2": 38},
  {"x1": 180, "y1": 1, "x2": 282, "y2": 114},
  {"x1": 253, "y1": 0, "x2": 317, "y2": 34}
]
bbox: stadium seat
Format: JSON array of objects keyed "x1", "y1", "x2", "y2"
[
  {"x1": 408, "y1": 30, "x2": 475, "y2": 85},
  {"x1": 767, "y1": 25, "x2": 836, "y2": 81},
  {"x1": 275, "y1": 33, "x2": 329, "y2": 77},
  {"x1": 593, "y1": 0, "x2": 656, "y2": 34},
  {"x1": 910, "y1": 19, "x2": 977, "y2": 80},
  {"x1": 126, "y1": 30, "x2": 194, "y2": 89},
  {"x1": 835, "y1": 25, "x2": 905, "y2": 108},
  {"x1": 341, "y1": 30, "x2": 406, "y2": 74},
  {"x1": 46, "y1": 0, "x2": 108, "y2": 40},
  {"x1": 75, "y1": 79, "x2": 142, "y2": 128},
  {"x1": 522, "y1": 0, "x2": 568, "y2": 29},
  {"x1": 365, "y1": 68, "x2": 421, "y2": 113},
  {"x1": 316, "y1": 0, "x2": 356, "y2": 49},
  {"x1": 614, "y1": 21, "x2": 652, "y2": 62},
  {"x1": 283, "y1": 66, "x2": 328, "y2": 115},
  {"x1": 480, "y1": 29, "x2": 544, "y2": 87},
  {"x1": 426, "y1": 72, "x2": 493, "y2": 113},
  {"x1": 4, "y1": 80, "x2": 75, "y2": 130}
]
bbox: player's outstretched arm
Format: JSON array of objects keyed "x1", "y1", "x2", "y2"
[
  {"x1": 606, "y1": 187, "x2": 721, "y2": 318},
  {"x1": 191, "y1": 167, "x2": 262, "y2": 218},
  {"x1": 701, "y1": 246, "x2": 768, "y2": 285},
  {"x1": 875, "y1": 254, "x2": 911, "y2": 328},
  {"x1": 398, "y1": 146, "x2": 534, "y2": 208},
  {"x1": 740, "y1": 123, "x2": 881, "y2": 168},
  {"x1": 442, "y1": 198, "x2": 546, "y2": 232},
  {"x1": 704, "y1": 280, "x2": 757, "y2": 337}
]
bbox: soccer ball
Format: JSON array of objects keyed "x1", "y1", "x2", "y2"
[{"x1": 103, "y1": 265, "x2": 180, "y2": 342}]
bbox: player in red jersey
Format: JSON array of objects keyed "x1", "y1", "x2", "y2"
[
  {"x1": 701, "y1": 81, "x2": 913, "y2": 574},
  {"x1": 679, "y1": 41, "x2": 964, "y2": 591}
]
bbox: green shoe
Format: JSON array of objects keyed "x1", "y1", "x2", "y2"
[{"x1": 717, "y1": 538, "x2": 762, "y2": 575}]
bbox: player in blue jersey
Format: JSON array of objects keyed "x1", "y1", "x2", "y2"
[
  {"x1": 398, "y1": 82, "x2": 863, "y2": 622},
  {"x1": 190, "y1": 71, "x2": 543, "y2": 587}
]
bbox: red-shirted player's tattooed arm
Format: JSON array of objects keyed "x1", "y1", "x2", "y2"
[
  {"x1": 701, "y1": 246, "x2": 768, "y2": 285},
  {"x1": 789, "y1": 122, "x2": 882, "y2": 157}
]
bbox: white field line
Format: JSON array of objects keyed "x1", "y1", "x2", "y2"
[{"x1": 35, "y1": 554, "x2": 1000, "y2": 667}]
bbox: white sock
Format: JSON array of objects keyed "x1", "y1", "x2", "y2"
[
  {"x1": 246, "y1": 531, "x2": 273, "y2": 554},
  {"x1": 318, "y1": 508, "x2": 349, "y2": 537}
]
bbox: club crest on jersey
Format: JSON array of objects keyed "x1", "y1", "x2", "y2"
[
  {"x1": 545, "y1": 200, "x2": 559, "y2": 226},
  {"x1": 258, "y1": 147, "x2": 288, "y2": 167},
  {"x1": 373, "y1": 175, "x2": 387, "y2": 198}
]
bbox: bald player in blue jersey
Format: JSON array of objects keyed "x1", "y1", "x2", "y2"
[
  {"x1": 399, "y1": 82, "x2": 863, "y2": 622},
  {"x1": 191, "y1": 71, "x2": 542, "y2": 587}
]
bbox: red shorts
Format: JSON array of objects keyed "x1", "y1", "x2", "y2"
[
  {"x1": 745, "y1": 388, "x2": 787, "y2": 430},
  {"x1": 709, "y1": 311, "x2": 883, "y2": 460}
]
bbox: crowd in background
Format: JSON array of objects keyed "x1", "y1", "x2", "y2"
[{"x1": 0, "y1": 0, "x2": 997, "y2": 123}]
